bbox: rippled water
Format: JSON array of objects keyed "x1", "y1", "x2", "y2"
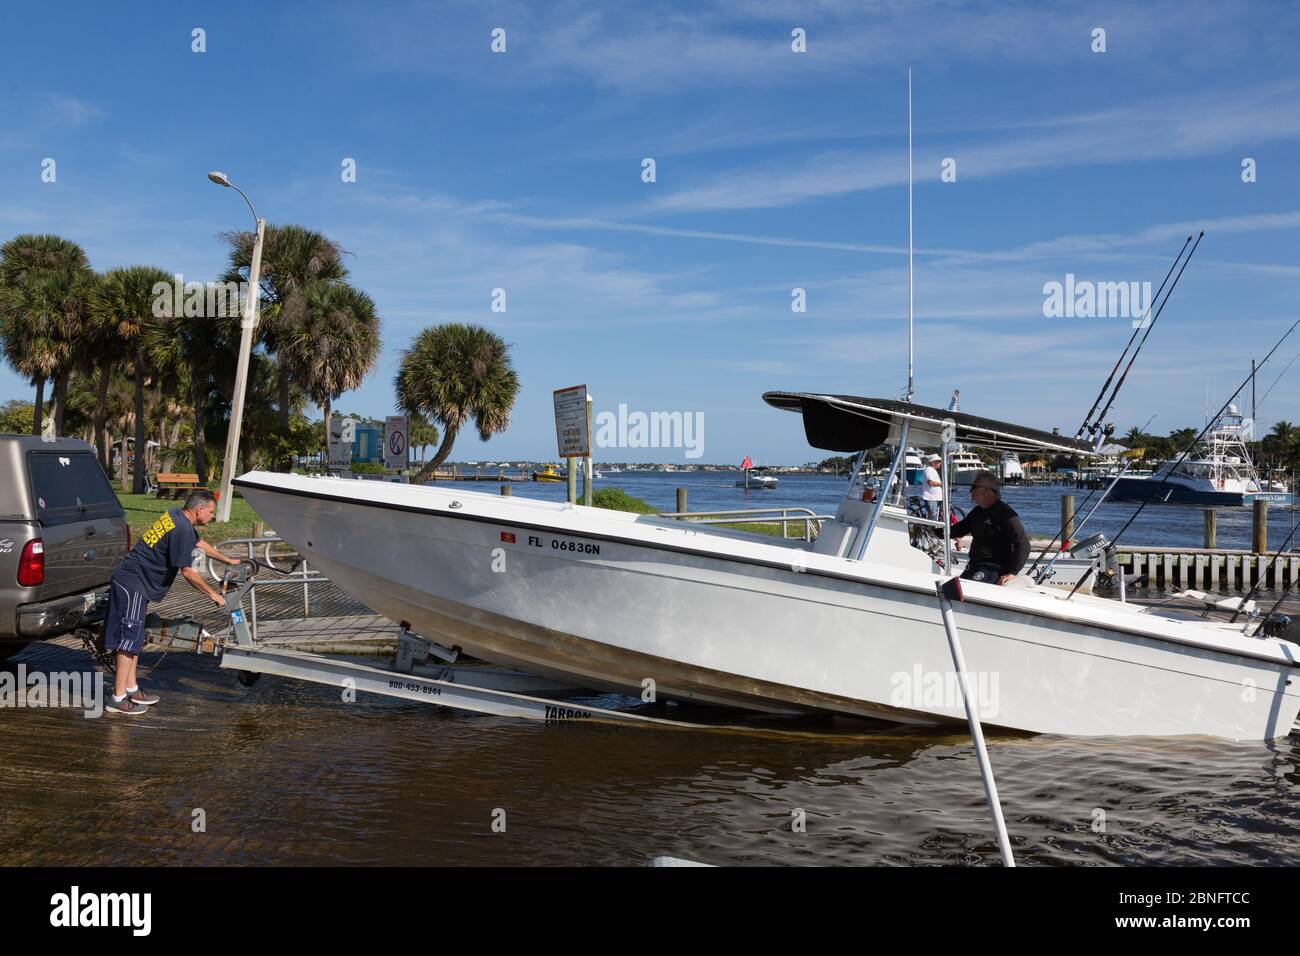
[{"x1": 3, "y1": 641, "x2": 1297, "y2": 866}]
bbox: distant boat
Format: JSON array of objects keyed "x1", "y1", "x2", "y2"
[
  {"x1": 533, "y1": 464, "x2": 565, "y2": 482},
  {"x1": 1109, "y1": 405, "x2": 1293, "y2": 506},
  {"x1": 949, "y1": 449, "x2": 986, "y2": 485},
  {"x1": 1000, "y1": 452, "x2": 1023, "y2": 484},
  {"x1": 737, "y1": 471, "x2": 778, "y2": 489}
]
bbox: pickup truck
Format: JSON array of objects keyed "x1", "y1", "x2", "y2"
[{"x1": 0, "y1": 435, "x2": 130, "y2": 661}]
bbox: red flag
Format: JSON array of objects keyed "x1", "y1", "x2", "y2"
[{"x1": 740, "y1": 455, "x2": 752, "y2": 470}]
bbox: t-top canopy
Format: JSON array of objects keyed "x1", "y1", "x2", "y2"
[{"x1": 763, "y1": 392, "x2": 1098, "y2": 456}]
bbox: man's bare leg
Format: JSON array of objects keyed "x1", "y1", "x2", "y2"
[{"x1": 113, "y1": 652, "x2": 136, "y2": 698}]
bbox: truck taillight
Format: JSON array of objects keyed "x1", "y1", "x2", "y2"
[{"x1": 17, "y1": 538, "x2": 44, "y2": 587}]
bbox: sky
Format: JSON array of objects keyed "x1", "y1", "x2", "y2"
[{"x1": 1, "y1": 0, "x2": 1298, "y2": 464}]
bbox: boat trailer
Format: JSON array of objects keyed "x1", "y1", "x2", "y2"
[{"x1": 93, "y1": 555, "x2": 714, "y2": 730}]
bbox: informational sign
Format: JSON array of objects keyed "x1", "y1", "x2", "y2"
[
  {"x1": 384, "y1": 415, "x2": 409, "y2": 470},
  {"x1": 553, "y1": 385, "x2": 590, "y2": 458},
  {"x1": 328, "y1": 417, "x2": 354, "y2": 470}
]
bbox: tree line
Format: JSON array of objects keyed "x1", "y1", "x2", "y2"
[{"x1": 0, "y1": 229, "x2": 520, "y2": 489}]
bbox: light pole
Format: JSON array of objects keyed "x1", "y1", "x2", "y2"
[{"x1": 208, "y1": 171, "x2": 266, "y2": 522}]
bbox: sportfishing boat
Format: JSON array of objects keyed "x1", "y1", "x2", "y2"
[
  {"x1": 235, "y1": 393, "x2": 1300, "y2": 740},
  {"x1": 1109, "y1": 405, "x2": 1292, "y2": 506}
]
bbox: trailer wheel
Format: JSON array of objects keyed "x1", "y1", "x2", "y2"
[{"x1": 236, "y1": 670, "x2": 261, "y2": 687}]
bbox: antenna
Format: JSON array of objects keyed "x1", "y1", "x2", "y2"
[{"x1": 906, "y1": 69, "x2": 914, "y2": 403}]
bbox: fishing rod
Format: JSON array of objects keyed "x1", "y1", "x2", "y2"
[
  {"x1": 1228, "y1": 518, "x2": 1300, "y2": 624},
  {"x1": 1026, "y1": 413, "x2": 1158, "y2": 578},
  {"x1": 1065, "y1": 315, "x2": 1300, "y2": 600},
  {"x1": 1076, "y1": 236, "x2": 1193, "y2": 440},
  {"x1": 1256, "y1": 348, "x2": 1300, "y2": 409},
  {"x1": 1250, "y1": 557, "x2": 1300, "y2": 637},
  {"x1": 1031, "y1": 457, "x2": 1136, "y2": 585},
  {"x1": 1091, "y1": 231, "x2": 1205, "y2": 432}
]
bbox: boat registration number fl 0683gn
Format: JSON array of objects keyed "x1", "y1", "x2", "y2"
[{"x1": 519, "y1": 533, "x2": 601, "y2": 555}]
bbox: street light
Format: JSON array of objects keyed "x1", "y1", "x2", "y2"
[{"x1": 208, "y1": 171, "x2": 267, "y2": 522}]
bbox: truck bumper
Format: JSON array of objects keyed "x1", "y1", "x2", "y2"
[{"x1": 14, "y1": 587, "x2": 109, "y2": 640}]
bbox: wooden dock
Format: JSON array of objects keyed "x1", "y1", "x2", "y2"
[{"x1": 1116, "y1": 547, "x2": 1300, "y2": 592}]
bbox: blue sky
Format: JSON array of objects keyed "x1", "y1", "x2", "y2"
[{"x1": 2, "y1": 0, "x2": 1298, "y2": 463}]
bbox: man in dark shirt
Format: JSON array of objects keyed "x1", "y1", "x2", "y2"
[
  {"x1": 950, "y1": 471, "x2": 1030, "y2": 585},
  {"x1": 103, "y1": 489, "x2": 240, "y2": 715}
]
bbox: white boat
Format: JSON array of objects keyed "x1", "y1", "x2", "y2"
[
  {"x1": 737, "y1": 472, "x2": 778, "y2": 489},
  {"x1": 1000, "y1": 452, "x2": 1023, "y2": 484},
  {"x1": 235, "y1": 393, "x2": 1300, "y2": 740},
  {"x1": 1110, "y1": 405, "x2": 1293, "y2": 506},
  {"x1": 948, "y1": 448, "x2": 988, "y2": 485}
]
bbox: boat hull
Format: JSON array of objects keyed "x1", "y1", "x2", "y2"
[
  {"x1": 235, "y1": 474, "x2": 1300, "y2": 739},
  {"x1": 1109, "y1": 477, "x2": 1293, "y2": 506}
]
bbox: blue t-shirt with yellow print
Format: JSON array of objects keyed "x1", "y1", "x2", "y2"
[{"x1": 111, "y1": 507, "x2": 200, "y2": 601}]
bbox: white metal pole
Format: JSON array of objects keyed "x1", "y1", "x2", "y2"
[
  {"x1": 934, "y1": 580, "x2": 1015, "y2": 867},
  {"x1": 906, "y1": 68, "x2": 914, "y2": 403},
  {"x1": 941, "y1": 442, "x2": 952, "y2": 570},
  {"x1": 217, "y1": 216, "x2": 266, "y2": 522}
]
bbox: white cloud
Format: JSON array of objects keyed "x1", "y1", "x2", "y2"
[{"x1": 643, "y1": 80, "x2": 1300, "y2": 214}]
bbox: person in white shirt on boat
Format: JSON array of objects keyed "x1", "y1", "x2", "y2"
[{"x1": 922, "y1": 453, "x2": 944, "y2": 520}]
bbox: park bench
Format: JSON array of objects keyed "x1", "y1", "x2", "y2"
[{"x1": 154, "y1": 472, "x2": 205, "y2": 500}]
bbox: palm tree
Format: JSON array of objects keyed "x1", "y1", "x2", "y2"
[
  {"x1": 82, "y1": 302, "x2": 130, "y2": 472},
  {"x1": 95, "y1": 266, "x2": 172, "y2": 493},
  {"x1": 144, "y1": 310, "x2": 233, "y2": 483},
  {"x1": 222, "y1": 224, "x2": 348, "y2": 426},
  {"x1": 0, "y1": 234, "x2": 92, "y2": 433},
  {"x1": 277, "y1": 282, "x2": 381, "y2": 461},
  {"x1": 395, "y1": 324, "x2": 519, "y2": 481}
]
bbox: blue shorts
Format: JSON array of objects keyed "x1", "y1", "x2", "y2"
[
  {"x1": 103, "y1": 581, "x2": 149, "y2": 656},
  {"x1": 961, "y1": 563, "x2": 1006, "y2": 584}
]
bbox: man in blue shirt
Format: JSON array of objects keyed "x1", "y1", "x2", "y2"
[{"x1": 103, "y1": 489, "x2": 241, "y2": 715}]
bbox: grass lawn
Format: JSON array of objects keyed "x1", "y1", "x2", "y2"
[{"x1": 114, "y1": 491, "x2": 267, "y2": 545}]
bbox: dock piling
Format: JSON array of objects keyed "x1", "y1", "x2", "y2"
[
  {"x1": 1253, "y1": 500, "x2": 1268, "y2": 554},
  {"x1": 1060, "y1": 494, "x2": 1075, "y2": 548},
  {"x1": 1204, "y1": 509, "x2": 1216, "y2": 549},
  {"x1": 677, "y1": 487, "x2": 688, "y2": 515}
]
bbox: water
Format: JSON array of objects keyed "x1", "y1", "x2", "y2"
[
  {"x1": 436, "y1": 471, "x2": 1299, "y2": 551},
  {"x1": 3, "y1": 640, "x2": 1297, "y2": 866},
  {"x1": 6, "y1": 473, "x2": 1297, "y2": 866}
]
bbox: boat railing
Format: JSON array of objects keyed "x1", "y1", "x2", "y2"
[
  {"x1": 658, "y1": 507, "x2": 833, "y2": 540},
  {"x1": 204, "y1": 536, "x2": 329, "y2": 640}
]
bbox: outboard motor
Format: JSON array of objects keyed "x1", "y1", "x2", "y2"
[{"x1": 1070, "y1": 532, "x2": 1126, "y2": 600}]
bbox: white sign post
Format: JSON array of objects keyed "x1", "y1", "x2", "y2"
[
  {"x1": 384, "y1": 415, "x2": 410, "y2": 474},
  {"x1": 553, "y1": 385, "x2": 589, "y2": 457},
  {"x1": 554, "y1": 385, "x2": 589, "y2": 505}
]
